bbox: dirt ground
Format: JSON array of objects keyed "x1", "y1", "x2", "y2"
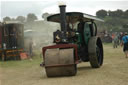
[{"x1": 0, "y1": 44, "x2": 128, "y2": 85}]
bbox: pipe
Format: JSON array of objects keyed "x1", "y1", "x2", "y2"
[{"x1": 59, "y1": 5, "x2": 67, "y2": 32}]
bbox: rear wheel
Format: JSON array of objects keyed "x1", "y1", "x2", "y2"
[{"x1": 88, "y1": 37, "x2": 103, "y2": 68}]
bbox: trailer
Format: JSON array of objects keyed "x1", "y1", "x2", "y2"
[{"x1": 0, "y1": 21, "x2": 24, "y2": 61}]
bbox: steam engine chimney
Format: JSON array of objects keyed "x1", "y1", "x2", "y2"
[{"x1": 59, "y1": 2, "x2": 67, "y2": 32}]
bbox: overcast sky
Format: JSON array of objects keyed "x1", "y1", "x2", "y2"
[{"x1": 0, "y1": 0, "x2": 128, "y2": 21}]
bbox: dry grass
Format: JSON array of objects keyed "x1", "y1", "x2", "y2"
[{"x1": 0, "y1": 44, "x2": 128, "y2": 85}]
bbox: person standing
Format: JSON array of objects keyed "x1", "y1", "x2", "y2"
[
  {"x1": 119, "y1": 32, "x2": 124, "y2": 44},
  {"x1": 113, "y1": 35, "x2": 118, "y2": 48},
  {"x1": 121, "y1": 32, "x2": 128, "y2": 58},
  {"x1": 28, "y1": 38, "x2": 33, "y2": 60}
]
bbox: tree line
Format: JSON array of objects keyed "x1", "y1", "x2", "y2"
[
  {"x1": 96, "y1": 9, "x2": 128, "y2": 32},
  {"x1": 96, "y1": 9, "x2": 128, "y2": 18},
  {"x1": 3, "y1": 13, "x2": 38, "y2": 23},
  {"x1": 2, "y1": 9, "x2": 128, "y2": 32}
]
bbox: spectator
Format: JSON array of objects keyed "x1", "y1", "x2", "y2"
[
  {"x1": 119, "y1": 32, "x2": 124, "y2": 44},
  {"x1": 113, "y1": 36, "x2": 118, "y2": 48},
  {"x1": 121, "y1": 32, "x2": 128, "y2": 58},
  {"x1": 28, "y1": 38, "x2": 33, "y2": 60}
]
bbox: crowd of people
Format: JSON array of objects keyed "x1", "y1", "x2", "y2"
[
  {"x1": 111, "y1": 32, "x2": 123, "y2": 48},
  {"x1": 111, "y1": 32, "x2": 128, "y2": 58},
  {"x1": 99, "y1": 31, "x2": 128, "y2": 58}
]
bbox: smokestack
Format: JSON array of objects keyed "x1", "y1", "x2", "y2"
[{"x1": 58, "y1": 2, "x2": 67, "y2": 32}]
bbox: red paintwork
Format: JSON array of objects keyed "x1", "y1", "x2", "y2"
[
  {"x1": 0, "y1": 26, "x2": 2, "y2": 45},
  {"x1": 42, "y1": 44, "x2": 79, "y2": 64}
]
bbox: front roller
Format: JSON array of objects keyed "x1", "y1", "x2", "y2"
[
  {"x1": 88, "y1": 36, "x2": 104, "y2": 68},
  {"x1": 44, "y1": 48, "x2": 77, "y2": 77}
]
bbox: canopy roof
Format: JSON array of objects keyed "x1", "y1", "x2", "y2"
[
  {"x1": 47, "y1": 12, "x2": 104, "y2": 24},
  {"x1": 4, "y1": 21, "x2": 23, "y2": 25}
]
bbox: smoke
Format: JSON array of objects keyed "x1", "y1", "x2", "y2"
[{"x1": 24, "y1": 20, "x2": 60, "y2": 52}]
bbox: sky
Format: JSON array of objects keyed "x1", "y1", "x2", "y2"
[{"x1": 0, "y1": 0, "x2": 128, "y2": 21}]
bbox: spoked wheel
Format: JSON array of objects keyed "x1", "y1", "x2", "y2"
[
  {"x1": 88, "y1": 37, "x2": 103, "y2": 68},
  {"x1": 44, "y1": 48, "x2": 77, "y2": 77}
]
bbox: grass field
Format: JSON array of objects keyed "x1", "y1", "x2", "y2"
[{"x1": 0, "y1": 44, "x2": 128, "y2": 85}]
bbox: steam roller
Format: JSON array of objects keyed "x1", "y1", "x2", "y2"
[{"x1": 41, "y1": 4, "x2": 104, "y2": 77}]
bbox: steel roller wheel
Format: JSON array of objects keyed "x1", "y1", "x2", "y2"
[
  {"x1": 44, "y1": 48, "x2": 77, "y2": 77},
  {"x1": 88, "y1": 36, "x2": 103, "y2": 68}
]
